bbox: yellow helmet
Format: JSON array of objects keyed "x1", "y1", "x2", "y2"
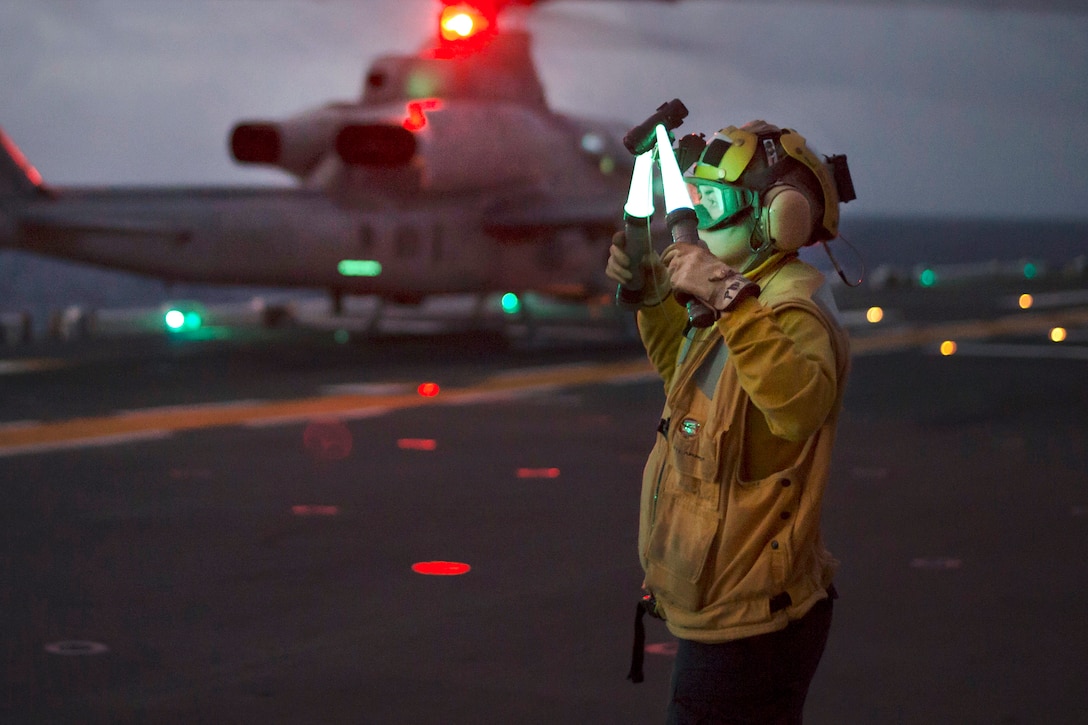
[{"x1": 683, "y1": 120, "x2": 854, "y2": 245}]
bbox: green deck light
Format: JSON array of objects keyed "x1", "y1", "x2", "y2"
[
  {"x1": 164, "y1": 309, "x2": 186, "y2": 330},
  {"x1": 919, "y1": 268, "x2": 937, "y2": 287},
  {"x1": 338, "y1": 259, "x2": 382, "y2": 277},
  {"x1": 501, "y1": 292, "x2": 521, "y2": 314},
  {"x1": 164, "y1": 307, "x2": 202, "y2": 332}
]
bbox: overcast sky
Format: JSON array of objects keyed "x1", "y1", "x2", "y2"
[{"x1": 1, "y1": 0, "x2": 1086, "y2": 218}]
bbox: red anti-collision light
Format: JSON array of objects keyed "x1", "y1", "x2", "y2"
[
  {"x1": 433, "y1": 1, "x2": 498, "y2": 57},
  {"x1": 439, "y1": 4, "x2": 491, "y2": 41},
  {"x1": 417, "y1": 382, "x2": 440, "y2": 397},
  {"x1": 412, "y1": 561, "x2": 471, "y2": 576}
]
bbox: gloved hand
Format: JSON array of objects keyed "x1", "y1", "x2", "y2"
[
  {"x1": 660, "y1": 243, "x2": 759, "y2": 316},
  {"x1": 606, "y1": 231, "x2": 671, "y2": 307}
]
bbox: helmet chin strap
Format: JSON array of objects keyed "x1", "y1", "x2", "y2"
[{"x1": 739, "y1": 207, "x2": 779, "y2": 275}]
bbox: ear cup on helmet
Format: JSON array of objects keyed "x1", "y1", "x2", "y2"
[{"x1": 760, "y1": 186, "x2": 813, "y2": 253}]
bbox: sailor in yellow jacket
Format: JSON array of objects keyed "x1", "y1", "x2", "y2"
[{"x1": 606, "y1": 120, "x2": 854, "y2": 724}]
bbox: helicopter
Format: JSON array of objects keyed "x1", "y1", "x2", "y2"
[{"x1": 0, "y1": 0, "x2": 635, "y2": 330}]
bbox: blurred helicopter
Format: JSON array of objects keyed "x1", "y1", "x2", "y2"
[{"x1": 0, "y1": 0, "x2": 635, "y2": 325}]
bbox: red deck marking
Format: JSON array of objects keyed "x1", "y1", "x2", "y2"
[
  {"x1": 412, "y1": 561, "x2": 471, "y2": 576},
  {"x1": 397, "y1": 438, "x2": 437, "y2": 451},
  {"x1": 516, "y1": 467, "x2": 560, "y2": 479},
  {"x1": 291, "y1": 505, "x2": 340, "y2": 517}
]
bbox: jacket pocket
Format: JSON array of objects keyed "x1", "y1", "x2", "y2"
[
  {"x1": 719, "y1": 463, "x2": 804, "y2": 598},
  {"x1": 644, "y1": 490, "x2": 719, "y2": 611}
]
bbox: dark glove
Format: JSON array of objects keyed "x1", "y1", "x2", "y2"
[{"x1": 606, "y1": 231, "x2": 671, "y2": 307}]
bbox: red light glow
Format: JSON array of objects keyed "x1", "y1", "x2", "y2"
[
  {"x1": 516, "y1": 467, "x2": 561, "y2": 479},
  {"x1": 432, "y1": 1, "x2": 497, "y2": 57},
  {"x1": 412, "y1": 561, "x2": 471, "y2": 576},
  {"x1": 402, "y1": 98, "x2": 443, "y2": 132},
  {"x1": 398, "y1": 438, "x2": 438, "y2": 451},
  {"x1": 417, "y1": 382, "x2": 441, "y2": 397},
  {"x1": 439, "y1": 4, "x2": 490, "y2": 41}
]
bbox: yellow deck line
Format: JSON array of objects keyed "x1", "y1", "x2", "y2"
[
  {"x1": 0, "y1": 358, "x2": 655, "y2": 455},
  {"x1": 3, "y1": 305, "x2": 1086, "y2": 455}
]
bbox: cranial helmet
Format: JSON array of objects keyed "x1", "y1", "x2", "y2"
[{"x1": 682, "y1": 120, "x2": 854, "y2": 252}]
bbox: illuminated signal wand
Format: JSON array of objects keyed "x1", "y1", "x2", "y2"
[
  {"x1": 617, "y1": 99, "x2": 686, "y2": 311},
  {"x1": 618, "y1": 99, "x2": 714, "y2": 326},
  {"x1": 616, "y1": 150, "x2": 655, "y2": 309},
  {"x1": 655, "y1": 123, "x2": 717, "y2": 328}
]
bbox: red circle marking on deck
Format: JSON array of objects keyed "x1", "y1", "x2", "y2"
[
  {"x1": 397, "y1": 438, "x2": 437, "y2": 451},
  {"x1": 291, "y1": 505, "x2": 341, "y2": 517},
  {"x1": 516, "y1": 467, "x2": 560, "y2": 479},
  {"x1": 412, "y1": 561, "x2": 471, "y2": 576}
]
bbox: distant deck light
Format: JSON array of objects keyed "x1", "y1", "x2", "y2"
[
  {"x1": 919, "y1": 268, "x2": 937, "y2": 287},
  {"x1": 940, "y1": 340, "x2": 957, "y2": 356},
  {"x1": 164, "y1": 309, "x2": 186, "y2": 330},
  {"x1": 865, "y1": 306, "x2": 884, "y2": 324},
  {"x1": 1050, "y1": 327, "x2": 1068, "y2": 343},
  {"x1": 1019, "y1": 294, "x2": 1034, "y2": 310},
  {"x1": 338, "y1": 259, "x2": 382, "y2": 277},
  {"x1": 164, "y1": 307, "x2": 202, "y2": 332},
  {"x1": 501, "y1": 292, "x2": 521, "y2": 315}
]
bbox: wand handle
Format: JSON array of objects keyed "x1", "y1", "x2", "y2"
[
  {"x1": 617, "y1": 212, "x2": 652, "y2": 308},
  {"x1": 666, "y1": 209, "x2": 717, "y2": 328}
]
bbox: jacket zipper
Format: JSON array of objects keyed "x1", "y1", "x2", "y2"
[{"x1": 645, "y1": 420, "x2": 669, "y2": 558}]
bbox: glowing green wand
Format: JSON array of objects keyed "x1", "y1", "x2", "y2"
[
  {"x1": 616, "y1": 150, "x2": 655, "y2": 308},
  {"x1": 655, "y1": 124, "x2": 716, "y2": 328}
]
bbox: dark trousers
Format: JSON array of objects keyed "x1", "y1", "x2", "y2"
[{"x1": 666, "y1": 594, "x2": 834, "y2": 725}]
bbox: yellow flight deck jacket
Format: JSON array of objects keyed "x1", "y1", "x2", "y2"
[{"x1": 636, "y1": 253, "x2": 850, "y2": 643}]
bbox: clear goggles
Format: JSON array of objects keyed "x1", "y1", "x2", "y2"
[{"x1": 686, "y1": 182, "x2": 754, "y2": 230}]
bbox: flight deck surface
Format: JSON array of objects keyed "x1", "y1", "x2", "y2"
[{"x1": 2, "y1": 310, "x2": 1086, "y2": 724}]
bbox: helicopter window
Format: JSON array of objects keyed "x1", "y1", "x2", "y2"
[
  {"x1": 395, "y1": 226, "x2": 420, "y2": 258},
  {"x1": 367, "y1": 71, "x2": 386, "y2": 89}
]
